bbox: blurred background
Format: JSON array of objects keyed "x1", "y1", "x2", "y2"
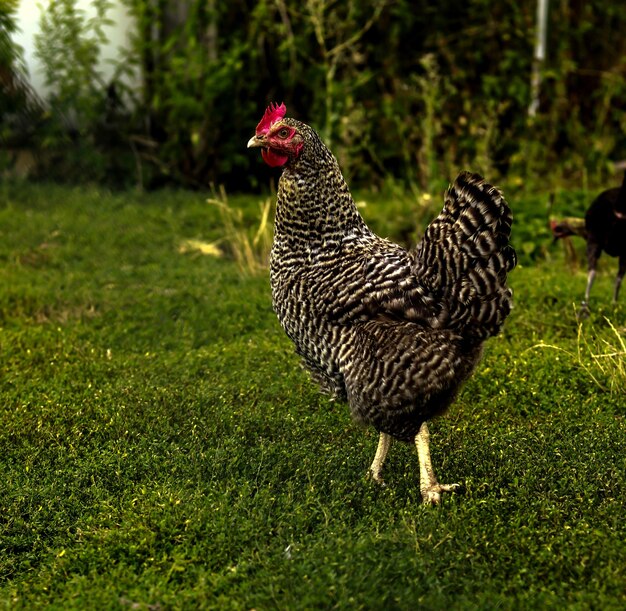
[{"x1": 1, "y1": 0, "x2": 625, "y2": 192}]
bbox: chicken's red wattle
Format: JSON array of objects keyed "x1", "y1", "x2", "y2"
[{"x1": 262, "y1": 148, "x2": 289, "y2": 167}]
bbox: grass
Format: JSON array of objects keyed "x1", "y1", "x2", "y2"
[{"x1": 0, "y1": 181, "x2": 625, "y2": 610}]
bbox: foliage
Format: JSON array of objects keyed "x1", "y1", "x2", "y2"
[
  {"x1": 29, "y1": 0, "x2": 136, "y2": 185},
  {"x1": 35, "y1": 0, "x2": 113, "y2": 111},
  {"x1": 0, "y1": 0, "x2": 43, "y2": 153},
  {"x1": 3, "y1": 0, "x2": 626, "y2": 189},
  {"x1": 0, "y1": 183, "x2": 625, "y2": 608},
  {"x1": 0, "y1": 0, "x2": 23, "y2": 79},
  {"x1": 118, "y1": 0, "x2": 259, "y2": 188}
]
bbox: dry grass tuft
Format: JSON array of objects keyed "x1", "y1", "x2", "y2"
[
  {"x1": 206, "y1": 185, "x2": 273, "y2": 275},
  {"x1": 530, "y1": 313, "x2": 626, "y2": 395}
]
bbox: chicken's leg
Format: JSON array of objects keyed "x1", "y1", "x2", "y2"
[
  {"x1": 613, "y1": 256, "x2": 625, "y2": 303},
  {"x1": 369, "y1": 432, "x2": 391, "y2": 485},
  {"x1": 578, "y1": 269, "x2": 595, "y2": 318},
  {"x1": 583, "y1": 269, "x2": 596, "y2": 304},
  {"x1": 415, "y1": 422, "x2": 460, "y2": 505},
  {"x1": 580, "y1": 242, "x2": 602, "y2": 317}
]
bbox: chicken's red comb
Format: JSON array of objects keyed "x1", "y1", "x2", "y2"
[{"x1": 256, "y1": 102, "x2": 287, "y2": 135}]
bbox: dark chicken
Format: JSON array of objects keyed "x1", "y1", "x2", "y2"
[
  {"x1": 247, "y1": 103, "x2": 517, "y2": 504},
  {"x1": 550, "y1": 171, "x2": 626, "y2": 315}
]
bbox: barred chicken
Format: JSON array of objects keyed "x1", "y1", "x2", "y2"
[{"x1": 247, "y1": 103, "x2": 516, "y2": 504}]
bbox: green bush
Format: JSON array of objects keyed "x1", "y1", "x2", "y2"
[
  {"x1": 31, "y1": 0, "x2": 136, "y2": 186},
  {"x1": 0, "y1": 0, "x2": 43, "y2": 151},
  {"x1": 3, "y1": 0, "x2": 626, "y2": 190}
]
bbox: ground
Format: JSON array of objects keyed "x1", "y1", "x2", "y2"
[{"x1": 0, "y1": 182, "x2": 624, "y2": 609}]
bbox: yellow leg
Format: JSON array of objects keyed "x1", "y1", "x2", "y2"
[
  {"x1": 415, "y1": 422, "x2": 460, "y2": 504},
  {"x1": 369, "y1": 432, "x2": 391, "y2": 485}
]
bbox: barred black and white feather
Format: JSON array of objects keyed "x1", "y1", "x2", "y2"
[
  {"x1": 265, "y1": 118, "x2": 516, "y2": 443},
  {"x1": 413, "y1": 172, "x2": 517, "y2": 340}
]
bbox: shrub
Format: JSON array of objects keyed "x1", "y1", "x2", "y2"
[{"x1": 4, "y1": 0, "x2": 626, "y2": 190}]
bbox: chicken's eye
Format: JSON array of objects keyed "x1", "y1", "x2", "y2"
[{"x1": 277, "y1": 128, "x2": 290, "y2": 139}]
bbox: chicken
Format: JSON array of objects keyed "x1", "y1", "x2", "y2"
[
  {"x1": 550, "y1": 171, "x2": 626, "y2": 316},
  {"x1": 247, "y1": 103, "x2": 516, "y2": 504}
]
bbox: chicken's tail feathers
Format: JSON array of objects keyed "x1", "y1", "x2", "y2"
[{"x1": 413, "y1": 171, "x2": 517, "y2": 339}]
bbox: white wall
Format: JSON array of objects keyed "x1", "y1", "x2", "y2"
[{"x1": 13, "y1": 0, "x2": 137, "y2": 97}]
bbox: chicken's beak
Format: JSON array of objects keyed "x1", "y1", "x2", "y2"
[{"x1": 247, "y1": 134, "x2": 264, "y2": 149}]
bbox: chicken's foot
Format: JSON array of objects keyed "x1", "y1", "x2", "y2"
[
  {"x1": 415, "y1": 422, "x2": 460, "y2": 505},
  {"x1": 368, "y1": 432, "x2": 391, "y2": 485}
]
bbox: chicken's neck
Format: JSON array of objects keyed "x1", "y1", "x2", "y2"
[{"x1": 273, "y1": 152, "x2": 370, "y2": 252}]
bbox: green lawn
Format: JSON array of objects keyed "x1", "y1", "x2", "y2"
[{"x1": 1, "y1": 182, "x2": 625, "y2": 610}]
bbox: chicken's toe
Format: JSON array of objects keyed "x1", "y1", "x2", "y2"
[
  {"x1": 421, "y1": 482, "x2": 461, "y2": 505},
  {"x1": 578, "y1": 301, "x2": 591, "y2": 319},
  {"x1": 368, "y1": 468, "x2": 386, "y2": 487}
]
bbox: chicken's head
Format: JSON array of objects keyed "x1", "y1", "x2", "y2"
[
  {"x1": 549, "y1": 217, "x2": 586, "y2": 241},
  {"x1": 247, "y1": 102, "x2": 304, "y2": 167}
]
